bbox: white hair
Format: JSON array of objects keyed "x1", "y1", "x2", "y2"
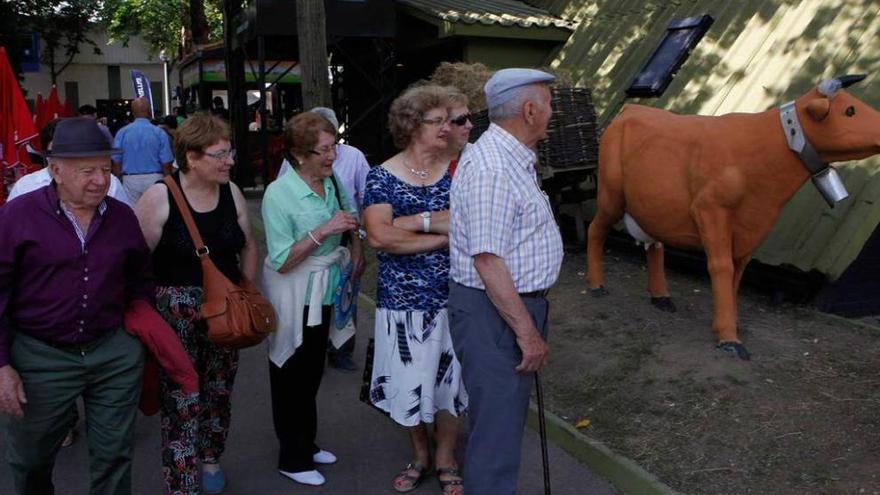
[
  {"x1": 309, "y1": 106, "x2": 339, "y2": 130},
  {"x1": 488, "y1": 84, "x2": 547, "y2": 122}
]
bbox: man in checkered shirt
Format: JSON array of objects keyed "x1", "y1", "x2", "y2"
[{"x1": 448, "y1": 68, "x2": 564, "y2": 495}]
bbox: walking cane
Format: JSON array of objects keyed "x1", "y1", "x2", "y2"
[{"x1": 535, "y1": 372, "x2": 552, "y2": 495}]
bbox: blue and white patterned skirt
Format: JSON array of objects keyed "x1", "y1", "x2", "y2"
[{"x1": 368, "y1": 307, "x2": 468, "y2": 427}]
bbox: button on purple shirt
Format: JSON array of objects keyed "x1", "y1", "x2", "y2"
[{"x1": 0, "y1": 184, "x2": 154, "y2": 367}]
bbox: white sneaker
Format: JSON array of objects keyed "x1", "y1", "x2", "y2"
[
  {"x1": 313, "y1": 449, "x2": 337, "y2": 464},
  {"x1": 279, "y1": 469, "x2": 326, "y2": 486}
]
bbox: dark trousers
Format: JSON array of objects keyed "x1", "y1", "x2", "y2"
[
  {"x1": 327, "y1": 334, "x2": 355, "y2": 357},
  {"x1": 5, "y1": 328, "x2": 144, "y2": 495},
  {"x1": 449, "y1": 282, "x2": 550, "y2": 495},
  {"x1": 269, "y1": 305, "x2": 331, "y2": 473}
]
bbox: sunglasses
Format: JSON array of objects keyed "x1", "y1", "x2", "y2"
[{"x1": 450, "y1": 113, "x2": 472, "y2": 126}]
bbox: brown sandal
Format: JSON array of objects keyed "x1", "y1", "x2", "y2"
[
  {"x1": 437, "y1": 467, "x2": 463, "y2": 495},
  {"x1": 392, "y1": 462, "x2": 431, "y2": 493}
]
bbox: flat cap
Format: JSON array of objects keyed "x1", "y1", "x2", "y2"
[{"x1": 484, "y1": 68, "x2": 555, "y2": 108}]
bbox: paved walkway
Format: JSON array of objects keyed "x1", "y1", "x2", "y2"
[{"x1": 0, "y1": 306, "x2": 617, "y2": 494}]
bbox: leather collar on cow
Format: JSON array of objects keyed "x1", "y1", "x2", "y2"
[{"x1": 779, "y1": 101, "x2": 849, "y2": 207}]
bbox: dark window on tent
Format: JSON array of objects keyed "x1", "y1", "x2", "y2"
[
  {"x1": 108, "y1": 66, "x2": 121, "y2": 99},
  {"x1": 626, "y1": 14, "x2": 714, "y2": 98}
]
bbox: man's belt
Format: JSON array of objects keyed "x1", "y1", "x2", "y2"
[
  {"x1": 519, "y1": 289, "x2": 550, "y2": 299},
  {"x1": 123, "y1": 171, "x2": 163, "y2": 176},
  {"x1": 27, "y1": 327, "x2": 118, "y2": 354}
]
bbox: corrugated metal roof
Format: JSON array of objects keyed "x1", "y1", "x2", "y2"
[
  {"x1": 396, "y1": 0, "x2": 575, "y2": 30},
  {"x1": 545, "y1": 0, "x2": 880, "y2": 281}
]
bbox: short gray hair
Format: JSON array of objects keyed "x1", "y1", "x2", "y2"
[{"x1": 488, "y1": 83, "x2": 547, "y2": 122}]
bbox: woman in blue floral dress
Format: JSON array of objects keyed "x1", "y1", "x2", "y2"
[{"x1": 364, "y1": 84, "x2": 468, "y2": 494}]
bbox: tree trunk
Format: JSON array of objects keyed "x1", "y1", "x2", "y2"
[
  {"x1": 223, "y1": 0, "x2": 252, "y2": 186},
  {"x1": 296, "y1": 0, "x2": 331, "y2": 109},
  {"x1": 181, "y1": 0, "x2": 193, "y2": 52},
  {"x1": 190, "y1": 0, "x2": 209, "y2": 45}
]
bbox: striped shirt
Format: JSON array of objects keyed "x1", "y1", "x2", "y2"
[{"x1": 449, "y1": 124, "x2": 563, "y2": 292}]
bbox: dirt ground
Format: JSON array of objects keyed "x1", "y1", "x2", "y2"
[{"x1": 542, "y1": 243, "x2": 880, "y2": 495}]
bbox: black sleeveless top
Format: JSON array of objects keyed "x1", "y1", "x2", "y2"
[{"x1": 153, "y1": 172, "x2": 246, "y2": 286}]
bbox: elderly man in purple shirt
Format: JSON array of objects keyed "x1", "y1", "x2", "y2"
[{"x1": 0, "y1": 117, "x2": 152, "y2": 495}]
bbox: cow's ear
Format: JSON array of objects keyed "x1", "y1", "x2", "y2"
[{"x1": 806, "y1": 98, "x2": 830, "y2": 121}]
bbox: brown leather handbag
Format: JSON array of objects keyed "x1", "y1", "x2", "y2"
[{"x1": 164, "y1": 176, "x2": 277, "y2": 349}]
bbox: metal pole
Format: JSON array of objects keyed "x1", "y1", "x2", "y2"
[
  {"x1": 535, "y1": 372, "x2": 552, "y2": 495},
  {"x1": 163, "y1": 61, "x2": 170, "y2": 116},
  {"x1": 258, "y1": 35, "x2": 269, "y2": 187}
]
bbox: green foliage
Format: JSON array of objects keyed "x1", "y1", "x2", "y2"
[
  {"x1": 101, "y1": 0, "x2": 226, "y2": 57},
  {"x1": 102, "y1": 0, "x2": 183, "y2": 55}
]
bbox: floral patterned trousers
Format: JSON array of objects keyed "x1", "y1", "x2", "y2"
[{"x1": 156, "y1": 286, "x2": 240, "y2": 495}]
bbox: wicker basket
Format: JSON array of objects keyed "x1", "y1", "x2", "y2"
[{"x1": 468, "y1": 87, "x2": 599, "y2": 175}]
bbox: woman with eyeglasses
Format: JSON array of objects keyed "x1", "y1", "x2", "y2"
[
  {"x1": 260, "y1": 111, "x2": 364, "y2": 487},
  {"x1": 363, "y1": 84, "x2": 467, "y2": 495},
  {"x1": 135, "y1": 112, "x2": 259, "y2": 495}
]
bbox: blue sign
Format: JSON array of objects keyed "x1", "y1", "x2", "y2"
[{"x1": 129, "y1": 69, "x2": 154, "y2": 115}]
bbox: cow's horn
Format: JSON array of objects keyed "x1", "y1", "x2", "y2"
[{"x1": 835, "y1": 74, "x2": 867, "y2": 88}]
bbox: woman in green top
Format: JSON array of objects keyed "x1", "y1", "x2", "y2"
[{"x1": 261, "y1": 112, "x2": 364, "y2": 487}]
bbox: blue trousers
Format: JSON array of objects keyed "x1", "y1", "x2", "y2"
[{"x1": 448, "y1": 282, "x2": 549, "y2": 495}]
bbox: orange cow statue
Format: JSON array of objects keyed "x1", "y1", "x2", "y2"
[{"x1": 587, "y1": 75, "x2": 880, "y2": 360}]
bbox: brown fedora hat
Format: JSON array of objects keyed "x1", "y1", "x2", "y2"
[{"x1": 45, "y1": 117, "x2": 121, "y2": 158}]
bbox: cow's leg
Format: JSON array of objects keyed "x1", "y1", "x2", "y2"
[
  {"x1": 647, "y1": 243, "x2": 675, "y2": 312},
  {"x1": 693, "y1": 206, "x2": 750, "y2": 360},
  {"x1": 587, "y1": 210, "x2": 614, "y2": 296}
]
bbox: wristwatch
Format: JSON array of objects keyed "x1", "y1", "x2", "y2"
[{"x1": 420, "y1": 211, "x2": 432, "y2": 233}]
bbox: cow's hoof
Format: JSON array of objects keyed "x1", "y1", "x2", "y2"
[
  {"x1": 589, "y1": 286, "x2": 610, "y2": 297},
  {"x1": 650, "y1": 296, "x2": 676, "y2": 313},
  {"x1": 716, "y1": 341, "x2": 751, "y2": 361}
]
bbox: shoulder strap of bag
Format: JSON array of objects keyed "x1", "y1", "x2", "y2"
[
  {"x1": 163, "y1": 175, "x2": 210, "y2": 258},
  {"x1": 328, "y1": 173, "x2": 352, "y2": 248},
  {"x1": 329, "y1": 173, "x2": 344, "y2": 210}
]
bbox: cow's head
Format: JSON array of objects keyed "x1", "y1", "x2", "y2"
[{"x1": 796, "y1": 74, "x2": 880, "y2": 163}]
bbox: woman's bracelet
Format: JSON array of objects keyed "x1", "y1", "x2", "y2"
[{"x1": 308, "y1": 230, "x2": 322, "y2": 247}]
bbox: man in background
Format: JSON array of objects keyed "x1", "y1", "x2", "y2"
[
  {"x1": 78, "y1": 104, "x2": 114, "y2": 145},
  {"x1": 112, "y1": 97, "x2": 173, "y2": 204}
]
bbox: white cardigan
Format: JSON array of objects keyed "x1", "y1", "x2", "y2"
[{"x1": 262, "y1": 246, "x2": 349, "y2": 367}]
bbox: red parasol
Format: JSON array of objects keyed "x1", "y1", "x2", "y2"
[
  {"x1": 0, "y1": 46, "x2": 39, "y2": 203},
  {"x1": 45, "y1": 85, "x2": 63, "y2": 120},
  {"x1": 34, "y1": 92, "x2": 44, "y2": 124}
]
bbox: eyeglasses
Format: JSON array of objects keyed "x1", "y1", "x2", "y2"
[
  {"x1": 204, "y1": 149, "x2": 236, "y2": 161},
  {"x1": 308, "y1": 144, "x2": 337, "y2": 156},
  {"x1": 421, "y1": 116, "x2": 449, "y2": 127},
  {"x1": 450, "y1": 113, "x2": 472, "y2": 126}
]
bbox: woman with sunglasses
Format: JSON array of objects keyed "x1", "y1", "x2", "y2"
[
  {"x1": 445, "y1": 92, "x2": 474, "y2": 177},
  {"x1": 261, "y1": 111, "x2": 363, "y2": 487},
  {"x1": 135, "y1": 112, "x2": 259, "y2": 495},
  {"x1": 363, "y1": 84, "x2": 467, "y2": 495}
]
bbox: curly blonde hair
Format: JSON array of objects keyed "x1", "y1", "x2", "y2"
[
  {"x1": 388, "y1": 84, "x2": 452, "y2": 150},
  {"x1": 429, "y1": 62, "x2": 492, "y2": 111}
]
